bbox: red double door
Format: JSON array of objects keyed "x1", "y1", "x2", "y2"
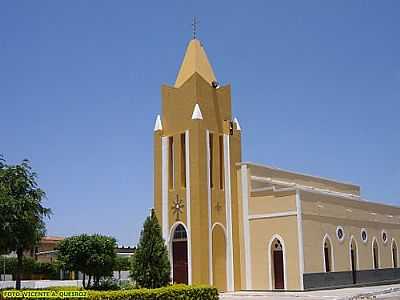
[{"x1": 172, "y1": 241, "x2": 188, "y2": 284}]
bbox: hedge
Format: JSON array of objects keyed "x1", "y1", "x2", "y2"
[
  {"x1": 0, "y1": 285, "x2": 219, "y2": 300},
  {"x1": 87, "y1": 285, "x2": 218, "y2": 300},
  {"x1": 1, "y1": 256, "x2": 60, "y2": 280}
]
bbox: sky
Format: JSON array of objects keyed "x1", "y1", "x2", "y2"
[{"x1": 0, "y1": 1, "x2": 399, "y2": 246}]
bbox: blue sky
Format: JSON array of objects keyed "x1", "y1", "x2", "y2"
[{"x1": 0, "y1": 1, "x2": 399, "y2": 246}]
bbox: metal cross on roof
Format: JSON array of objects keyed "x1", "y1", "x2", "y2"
[{"x1": 192, "y1": 16, "x2": 198, "y2": 40}]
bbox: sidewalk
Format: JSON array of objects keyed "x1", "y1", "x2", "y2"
[{"x1": 221, "y1": 284, "x2": 400, "y2": 299}]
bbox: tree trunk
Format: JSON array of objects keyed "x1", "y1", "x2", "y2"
[
  {"x1": 16, "y1": 248, "x2": 23, "y2": 290},
  {"x1": 94, "y1": 275, "x2": 99, "y2": 288},
  {"x1": 82, "y1": 273, "x2": 86, "y2": 289},
  {"x1": 87, "y1": 274, "x2": 92, "y2": 289}
]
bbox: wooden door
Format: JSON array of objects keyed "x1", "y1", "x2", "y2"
[
  {"x1": 273, "y1": 250, "x2": 284, "y2": 289},
  {"x1": 351, "y1": 249, "x2": 357, "y2": 284},
  {"x1": 173, "y1": 241, "x2": 188, "y2": 284},
  {"x1": 324, "y1": 247, "x2": 331, "y2": 272}
]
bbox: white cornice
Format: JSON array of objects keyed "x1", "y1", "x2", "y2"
[
  {"x1": 248, "y1": 211, "x2": 297, "y2": 220},
  {"x1": 251, "y1": 176, "x2": 360, "y2": 199},
  {"x1": 239, "y1": 161, "x2": 359, "y2": 188}
]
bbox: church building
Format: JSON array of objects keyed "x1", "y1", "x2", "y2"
[{"x1": 153, "y1": 38, "x2": 400, "y2": 291}]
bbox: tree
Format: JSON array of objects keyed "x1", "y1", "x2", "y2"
[
  {"x1": 2, "y1": 256, "x2": 36, "y2": 279},
  {"x1": 2, "y1": 256, "x2": 59, "y2": 280},
  {"x1": 114, "y1": 256, "x2": 131, "y2": 280},
  {"x1": 57, "y1": 234, "x2": 117, "y2": 289},
  {"x1": 130, "y1": 210, "x2": 170, "y2": 288},
  {"x1": 0, "y1": 156, "x2": 51, "y2": 289}
]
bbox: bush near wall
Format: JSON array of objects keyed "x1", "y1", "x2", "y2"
[
  {"x1": 89, "y1": 285, "x2": 218, "y2": 300},
  {"x1": 0, "y1": 285, "x2": 219, "y2": 300},
  {"x1": 2, "y1": 257, "x2": 35, "y2": 280},
  {"x1": 2, "y1": 257, "x2": 60, "y2": 280}
]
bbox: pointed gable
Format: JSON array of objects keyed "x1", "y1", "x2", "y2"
[{"x1": 175, "y1": 39, "x2": 217, "y2": 88}]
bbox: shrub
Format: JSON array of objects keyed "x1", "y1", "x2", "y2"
[
  {"x1": 0, "y1": 285, "x2": 219, "y2": 300},
  {"x1": 92, "y1": 278, "x2": 120, "y2": 291},
  {"x1": 86, "y1": 285, "x2": 218, "y2": 300},
  {"x1": 1, "y1": 256, "x2": 60, "y2": 280},
  {"x1": 32, "y1": 261, "x2": 60, "y2": 279}
]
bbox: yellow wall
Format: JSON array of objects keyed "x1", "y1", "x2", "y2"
[
  {"x1": 249, "y1": 214, "x2": 301, "y2": 290},
  {"x1": 301, "y1": 191, "x2": 400, "y2": 273},
  {"x1": 249, "y1": 194, "x2": 296, "y2": 215}
]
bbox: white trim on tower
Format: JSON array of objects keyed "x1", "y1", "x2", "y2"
[
  {"x1": 161, "y1": 136, "x2": 169, "y2": 242},
  {"x1": 185, "y1": 130, "x2": 192, "y2": 284},
  {"x1": 223, "y1": 134, "x2": 234, "y2": 291},
  {"x1": 206, "y1": 130, "x2": 213, "y2": 285},
  {"x1": 240, "y1": 164, "x2": 252, "y2": 290},
  {"x1": 295, "y1": 190, "x2": 304, "y2": 290}
]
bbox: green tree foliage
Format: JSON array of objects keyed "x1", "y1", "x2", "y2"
[
  {"x1": 113, "y1": 256, "x2": 131, "y2": 280},
  {"x1": 114, "y1": 256, "x2": 131, "y2": 271},
  {"x1": 2, "y1": 256, "x2": 60, "y2": 280},
  {"x1": 0, "y1": 156, "x2": 51, "y2": 289},
  {"x1": 57, "y1": 234, "x2": 117, "y2": 289},
  {"x1": 130, "y1": 210, "x2": 170, "y2": 288},
  {"x1": 2, "y1": 256, "x2": 35, "y2": 279},
  {"x1": 33, "y1": 261, "x2": 60, "y2": 279}
]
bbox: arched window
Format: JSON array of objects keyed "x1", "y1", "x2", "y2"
[
  {"x1": 372, "y1": 238, "x2": 379, "y2": 269},
  {"x1": 392, "y1": 240, "x2": 398, "y2": 268},
  {"x1": 173, "y1": 224, "x2": 187, "y2": 240},
  {"x1": 323, "y1": 235, "x2": 333, "y2": 272}
]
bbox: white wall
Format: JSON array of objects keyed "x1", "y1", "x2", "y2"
[{"x1": 0, "y1": 280, "x2": 82, "y2": 289}]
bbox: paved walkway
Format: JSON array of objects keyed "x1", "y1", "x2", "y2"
[{"x1": 221, "y1": 284, "x2": 400, "y2": 299}]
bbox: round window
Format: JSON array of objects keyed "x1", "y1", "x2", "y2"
[
  {"x1": 361, "y1": 228, "x2": 368, "y2": 243},
  {"x1": 382, "y1": 230, "x2": 388, "y2": 244},
  {"x1": 336, "y1": 226, "x2": 345, "y2": 241}
]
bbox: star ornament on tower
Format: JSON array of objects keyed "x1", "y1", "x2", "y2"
[
  {"x1": 171, "y1": 195, "x2": 185, "y2": 221},
  {"x1": 215, "y1": 201, "x2": 223, "y2": 213}
]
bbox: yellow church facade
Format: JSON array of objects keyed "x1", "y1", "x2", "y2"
[{"x1": 154, "y1": 38, "x2": 400, "y2": 291}]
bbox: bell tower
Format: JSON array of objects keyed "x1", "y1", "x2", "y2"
[{"x1": 154, "y1": 38, "x2": 242, "y2": 291}]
